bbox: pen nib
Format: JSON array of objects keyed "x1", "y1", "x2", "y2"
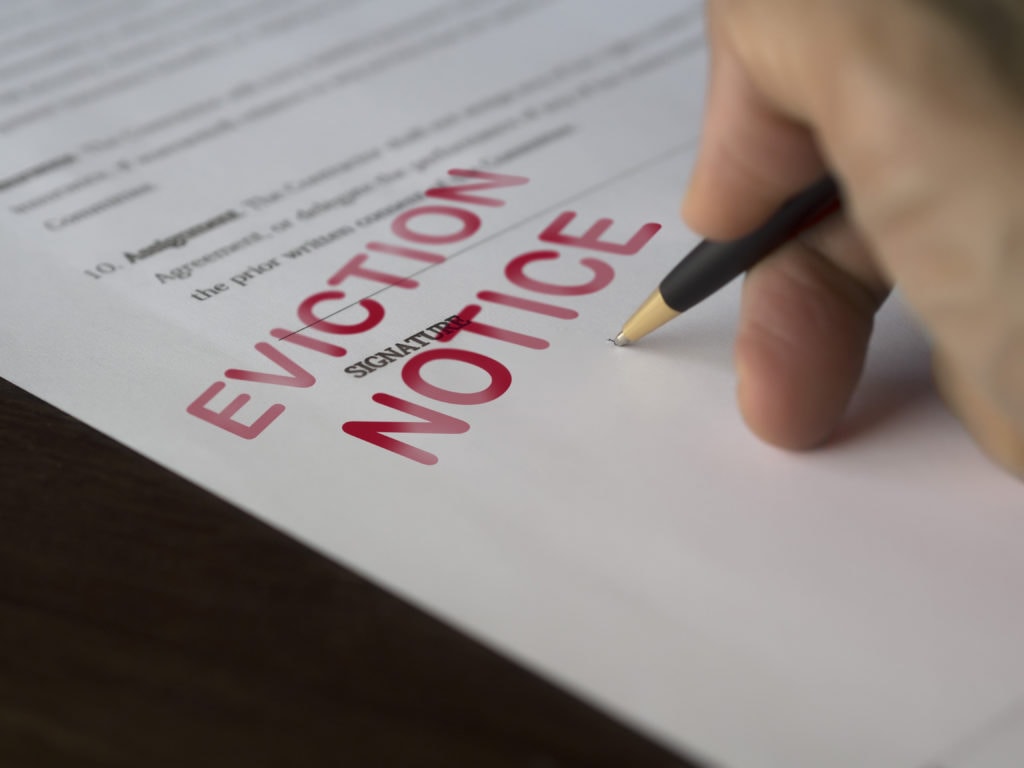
[{"x1": 612, "y1": 333, "x2": 631, "y2": 347}]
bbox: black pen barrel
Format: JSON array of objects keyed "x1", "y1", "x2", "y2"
[{"x1": 659, "y1": 175, "x2": 839, "y2": 313}]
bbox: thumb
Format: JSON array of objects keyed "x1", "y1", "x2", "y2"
[{"x1": 681, "y1": 2, "x2": 825, "y2": 239}]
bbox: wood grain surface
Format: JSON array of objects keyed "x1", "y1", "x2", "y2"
[{"x1": 0, "y1": 375, "x2": 698, "y2": 768}]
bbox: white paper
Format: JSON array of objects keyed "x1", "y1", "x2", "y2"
[
  {"x1": 944, "y1": 702, "x2": 1024, "y2": 768},
  {"x1": 2, "y1": 3, "x2": 1022, "y2": 767}
]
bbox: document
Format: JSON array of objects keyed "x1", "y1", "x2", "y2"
[{"x1": 2, "y1": 2, "x2": 1023, "y2": 767}]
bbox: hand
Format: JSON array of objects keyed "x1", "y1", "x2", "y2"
[{"x1": 683, "y1": 0, "x2": 1024, "y2": 475}]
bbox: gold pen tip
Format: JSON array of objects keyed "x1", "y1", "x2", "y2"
[{"x1": 612, "y1": 332, "x2": 631, "y2": 347}]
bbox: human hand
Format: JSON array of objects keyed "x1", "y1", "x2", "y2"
[{"x1": 683, "y1": 0, "x2": 1024, "y2": 475}]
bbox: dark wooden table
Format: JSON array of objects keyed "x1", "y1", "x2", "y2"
[{"x1": 0, "y1": 376, "x2": 697, "y2": 768}]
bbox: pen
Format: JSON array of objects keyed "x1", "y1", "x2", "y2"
[{"x1": 613, "y1": 175, "x2": 840, "y2": 346}]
